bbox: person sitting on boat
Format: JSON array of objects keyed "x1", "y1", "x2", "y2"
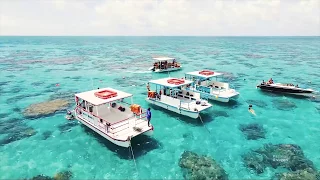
[
  {"x1": 262, "y1": 80, "x2": 265, "y2": 85},
  {"x1": 296, "y1": 84, "x2": 299, "y2": 88},
  {"x1": 268, "y1": 78, "x2": 274, "y2": 84}
]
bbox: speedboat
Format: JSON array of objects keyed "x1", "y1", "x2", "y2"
[
  {"x1": 184, "y1": 70, "x2": 239, "y2": 102},
  {"x1": 71, "y1": 88, "x2": 154, "y2": 148},
  {"x1": 149, "y1": 57, "x2": 182, "y2": 73},
  {"x1": 257, "y1": 81, "x2": 315, "y2": 97}
]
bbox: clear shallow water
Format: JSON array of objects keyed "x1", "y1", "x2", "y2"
[{"x1": 0, "y1": 36, "x2": 319, "y2": 179}]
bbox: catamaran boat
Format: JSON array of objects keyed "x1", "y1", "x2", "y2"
[
  {"x1": 184, "y1": 70, "x2": 240, "y2": 102},
  {"x1": 257, "y1": 80, "x2": 315, "y2": 97},
  {"x1": 146, "y1": 77, "x2": 212, "y2": 118},
  {"x1": 149, "y1": 57, "x2": 182, "y2": 73},
  {"x1": 72, "y1": 88, "x2": 153, "y2": 148}
]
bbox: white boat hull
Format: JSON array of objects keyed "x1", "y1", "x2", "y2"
[
  {"x1": 151, "y1": 67, "x2": 182, "y2": 73},
  {"x1": 146, "y1": 98, "x2": 199, "y2": 118},
  {"x1": 206, "y1": 93, "x2": 239, "y2": 102},
  {"x1": 76, "y1": 115, "x2": 153, "y2": 148}
]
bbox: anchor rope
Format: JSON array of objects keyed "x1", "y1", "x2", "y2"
[
  {"x1": 129, "y1": 136, "x2": 139, "y2": 178},
  {"x1": 196, "y1": 110, "x2": 210, "y2": 133}
]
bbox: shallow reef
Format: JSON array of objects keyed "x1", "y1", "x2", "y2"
[
  {"x1": 0, "y1": 126, "x2": 37, "y2": 146},
  {"x1": 239, "y1": 123, "x2": 266, "y2": 140},
  {"x1": 212, "y1": 110, "x2": 229, "y2": 118},
  {"x1": 272, "y1": 99, "x2": 297, "y2": 111},
  {"x1": 246, "y1": 100, "x2": 268, "y2": 108},
  {"x1": 42, "y1": 131, "x2": 53, "y2": 140},
  {"x1": 58, "y1": 121, "x2": 79, "y2": 133},
  {"x1": 27, "y1": 170, "x2": 73, "y2": 180},
  {"x1": 179, "y1": 151, "x2": 228, "y2": 180},
  {"x1": 23, "y1": 99, "x2": 70, "y2": 118},
  {"x1": 243, "y1": 144, "x2": 316, "y2": 174},
  {"x1": 272, "y1": 169, "x2": 320, "y2": 180}
]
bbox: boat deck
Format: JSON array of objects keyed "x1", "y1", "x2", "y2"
[{"x1": 109, "y1": 118, "x2": 152, "y2": 140}]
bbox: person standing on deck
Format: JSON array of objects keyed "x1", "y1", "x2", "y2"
[
  {"x1": 147, "y1": 108, "x2": 151, "y2": 127},
  {"x1": 146, "y1": 83, "x2": 150, "y2": 91}
]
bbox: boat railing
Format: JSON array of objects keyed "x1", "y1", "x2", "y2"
[
  {"x1": 75, "y1": 105, "x2": 107, "y2": 122},
  {"x1": 109, "y1": 115, "x2": 147, "y2": 134}
]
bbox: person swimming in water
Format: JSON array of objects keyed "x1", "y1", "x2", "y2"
[{"x1": 248, "y1": 104, "x2": 256, "y2": 116}]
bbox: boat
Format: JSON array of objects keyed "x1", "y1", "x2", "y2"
[
  {"x1": 145, "y1": 77, "x2": 212, "y2": 118},
  {"x1": 184, "y1": 70, "x2": 240, "y2": 102},
  {"x1": 72, "y1": 88, "x2": 154, "y2": 148},
  {"x1": 256, "y1": 79, "x2": 315, "y2": 97},
  {"x1": 149, "y1": 57, "x2": 182, "y2": 73}
]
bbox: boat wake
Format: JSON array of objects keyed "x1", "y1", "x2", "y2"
[{"x1": 128, "y1": 70, "x2": 152, "y2": 74}]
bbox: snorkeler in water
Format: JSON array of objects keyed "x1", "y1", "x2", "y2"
[{"x1": 248, "y1": 104, "x2": 256, "y2": 116}]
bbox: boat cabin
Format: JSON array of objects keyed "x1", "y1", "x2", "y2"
[
  {"x1": 184, "y1": 70, "x2": 239, "y2": 102},
  {"x1": 74, "y1": 88, "x2": 153, "y2": 147},
  {"x1": 150, "y1": 57, "x2": 181, "y2": 72},
  {"x1": 146, "y1": 77, "x2": 212, "y2": 118},
  {"x1": 185, "y1": 70, "x2": 229, "y2": 90}
]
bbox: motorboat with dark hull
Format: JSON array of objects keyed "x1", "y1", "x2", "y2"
[{"x1": 257, "y1": 82, "x2": 315, "y2": 97}]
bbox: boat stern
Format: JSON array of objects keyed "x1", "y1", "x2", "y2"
[{"x1": 193, "y1": 100, "x2": 212, "y2": 112}]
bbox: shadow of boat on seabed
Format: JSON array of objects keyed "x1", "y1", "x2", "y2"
[{"x1": 82, "y1": 125, "x2": 161, "y2": 160}]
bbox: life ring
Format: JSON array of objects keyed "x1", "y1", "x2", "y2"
[
  {"x1": 199, "y1": 70, "x2": 214, "y2": 76},
  {"x1": 111, "y1": 102, "x2": 116, "y2": 108},
  {"x1": 167, "y1": 78, "x2": 185, "y2": 85}
]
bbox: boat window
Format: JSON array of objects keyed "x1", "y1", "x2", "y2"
[
  {"x1": 88, "y1": 105, "x2": 93, "y2": 113},
  {"x1": 81, "y1": 100, "x2": 86, "y2": 109}
]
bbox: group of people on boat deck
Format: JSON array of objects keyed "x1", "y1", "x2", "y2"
[
  {"x1": 153, "y1": 60, "x2": 177, "y2": 69},
  {"x1": 262, "y1": 78, "x2": 274, "y2": 84}
]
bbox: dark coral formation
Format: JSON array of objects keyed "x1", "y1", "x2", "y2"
[
  {"x1": 212, "y1": 110, "x2": 229, "y2": 118},
  {"x1": 179, "y1": 151, "x2": 228, "y2": 180},
  {"x1": 53, "y1": 171, "x2": 73, "y2": 180},
  {"x1": 30, "y1": 175, "x2": 52, "y2": 180},
  {"x1": 0, "y1": 126, "x2": 37, "y2": 146},
  {"x1": 42, "y1": 131, "x2": 53, "y2": 140},
  {"x1": 272, "y1": 169, "x2": 320, "y2": 180},
  {"x1": 28, "y1": 170, "x2": 73, "y2": 180},
  {"x1": 239, "y1": 123, "x2": 266, "y2": 140},
  {"x1": 243, "y1": 144, "x2": 316, "y2": 174},
  {"x1": 58, "y1": 121, "x2": 79, "y2": 133},
  {"x1": 272, "y1": 99, "x2": 297, "y2": 111},
  {"x1": 246, "y1": 100, "x2": 268, "y2": 108}
]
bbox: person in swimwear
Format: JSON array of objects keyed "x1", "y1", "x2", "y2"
[{"x1": 248, "y1": 104, "x2": 256, "y2": 116}]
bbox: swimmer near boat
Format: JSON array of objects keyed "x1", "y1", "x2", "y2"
[
  {"x1": 248, "y1": 104, "x2": 256, "y2": 116},
  {"x1": 65, "y1": 110, "x2": 75, "y2": 120}
]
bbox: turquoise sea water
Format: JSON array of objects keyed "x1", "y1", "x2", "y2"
[{"x1": 0, "y1": 36, "x2": 319, "y2": 179}]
